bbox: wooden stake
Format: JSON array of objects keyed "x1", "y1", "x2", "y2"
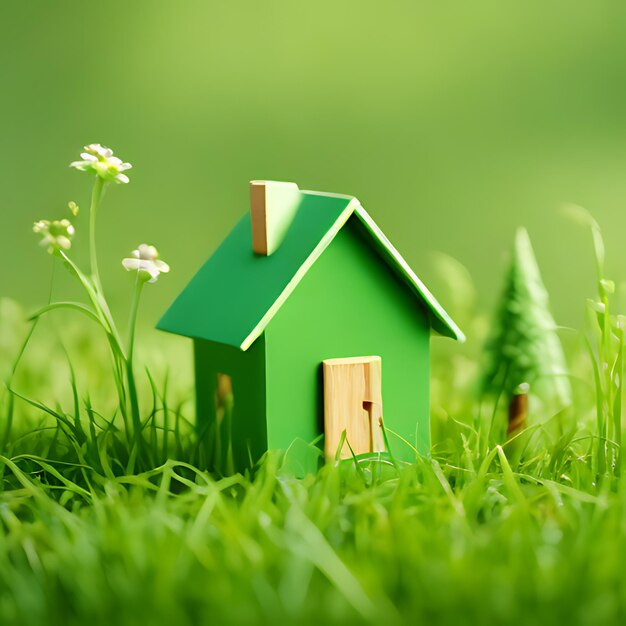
[
  {"x1": 322, "y1": 356, "x2": 384, "y2": 459},
  {"x1": 249, "y1": 180, "x2": 300, "y2": 256},
  {"x1": 250, "y1": 181, "x2": 269, "y2": 255},
  {"x1": 508, "y1": 392, "x2": 528, "y2": 435}
]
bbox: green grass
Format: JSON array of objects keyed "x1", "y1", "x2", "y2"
[
  {"x1": 2, "y1": 214, "x2": 626, "y2": 625},
  {"x1": 0, "y1": 309, "x2": 624, "y2": 626},
  {"x1": 2, "y1": 449, "x2": 626, "y2": 626}
]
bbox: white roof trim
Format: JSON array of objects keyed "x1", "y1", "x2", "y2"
[
  {"x1": 239, "y1": 198, "x2": 358, "y2": 350},
  {"x1": 352, "y1": 203, "x2": 465, "y2": 343},
  {"x1": 239, "y1": 195, "x2": 465, "y2": 350}
]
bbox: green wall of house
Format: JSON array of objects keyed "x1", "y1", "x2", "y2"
[
  {"x1": 264, "y1": 218, "x2": 432, "y2": 464},
  {"x1": 194, "y1": 335, "x2": 267, "y2": 473},
  {"x1": 193, "y1": 217, "x2": 434, "y2": 473}
]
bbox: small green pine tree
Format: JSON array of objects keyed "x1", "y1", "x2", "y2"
[{"x1": 482, "y1": 228, "x2": 571, "y2": 431}]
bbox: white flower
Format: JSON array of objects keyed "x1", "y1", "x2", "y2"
[
  {"x1": 70, "y1": 143, "x2": 132, "y2": 184},
  {"x1": 84, "y1": 144, "x2": 113, "y2": 159},
  {"x1": 33, "y1": 219, "x2": 75, "y2": 254},
  {"x1": 122, "y1": 244, "x2": 170, "y2": 283}
]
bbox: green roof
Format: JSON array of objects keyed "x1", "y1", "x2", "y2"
[{"x1": 157, "y1": 189, "x2": 465, "y2": 349}]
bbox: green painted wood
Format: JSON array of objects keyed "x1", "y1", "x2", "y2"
[
  {"x1": 265, "y1": 217, "x2": 431, "y2": 466},
  {"x1": 194, "y1": 336, "x2": 267, "y2": 473},
  {"x1": 160, "y1": 183, "x2": 465, "y2": 473},
  {"x1": 157, "y1": 192, "x2": 353, "y2": 348},
  {"x1": 253, "y1": 180, "x2": 301, "y2": 255},
  {"x1": 157, "y1": 187, "x2": 463, "y2": 349},
  {"x1": 352, "y1": 206, "x2": 465, "y2": 342}
]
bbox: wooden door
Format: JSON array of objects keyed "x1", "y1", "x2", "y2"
[{"x1": 322, "y1": 356, "x2": 385, "y2": 459}]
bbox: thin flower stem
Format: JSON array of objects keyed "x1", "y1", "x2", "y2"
[
  {"x1": 8, "y1": 258, "x2": 56, "y2": 384},
  {"x1": 3, "y1": 258, "x2": 57, "y2": 450},
  {"x1": 128, "y1": 275, "x2": 144, "y2": 365},
  {"x1": 86, "y1": 178, "x2": 126, "y2": 346},
  {"x1": 58, "y1": 250, "x2": 127, "y2": 360},
  {"x1": 89, "y1": 177, "x2": 105, "y2": 291},
  {"x1": 127, "y1": 275, "x2": 144, "y2": 451},
  {"x1": 57, "y1": 249, "x2": 130, "y2": 430}
]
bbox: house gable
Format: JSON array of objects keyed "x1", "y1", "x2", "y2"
[
  {"x1": 157, "y1": 192, "x2": 354, "y2": 348},
  {"x1": 156, "y1": 189, "x2": 464, "y2": 350},
  {"x1": 264, "y1": 216, "x2": 432, "y2": 462}
]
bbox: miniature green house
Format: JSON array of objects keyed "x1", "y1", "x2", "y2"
[{"x1": 157, "y1": 181, "x2": 464, "y2": 473}]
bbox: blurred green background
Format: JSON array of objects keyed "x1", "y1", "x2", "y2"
[{"x1": 2, "y1": 1, "x2": 626, "y2": 343}]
